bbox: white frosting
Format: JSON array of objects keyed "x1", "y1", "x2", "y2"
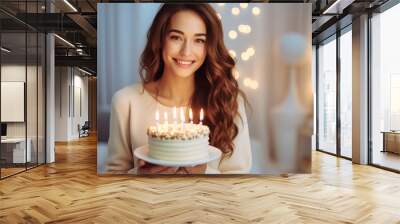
[
  {"x1": 147, "y1": 124, "x2": 210, "y2": 162},
  {"x1": 147, "y1": 123, "x2": 210, "y2": 140}
]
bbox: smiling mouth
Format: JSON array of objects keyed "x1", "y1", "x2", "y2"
[{"x1": 173, "y1": 58, "x2": 195, "y2": 68}]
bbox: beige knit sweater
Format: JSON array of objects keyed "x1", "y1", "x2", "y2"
[{"x1": 105, "y1": 83, "x2": 252, "y2": 174}]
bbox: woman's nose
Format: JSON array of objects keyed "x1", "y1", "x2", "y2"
[{"x1": 180, "y1": 40, "x2": 192, "y2": 56}]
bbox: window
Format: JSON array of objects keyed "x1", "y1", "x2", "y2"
[
  {"x1": 371, "y1": 3, "x2": 400, "y2": 171},
  {"x1": 317, "y1": 36, "x2": 337, "y2": 154},
  {"x1": 340, "y1": 28, "x2": 352, "y2": 158}
]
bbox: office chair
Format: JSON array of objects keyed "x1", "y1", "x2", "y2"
[{"x1": 79, "y1": 121, "x2": 90, "y2": 138}]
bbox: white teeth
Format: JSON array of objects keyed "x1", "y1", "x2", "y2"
[{"x1": 176, "y1": 59, "x2": 193, "y2": 65}]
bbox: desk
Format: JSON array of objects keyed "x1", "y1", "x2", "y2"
[
  {"x1": 1, "y1": 138, "x2": 31, "y2": 163},
  {"x1": 382, "y1": 131, "x2": 400, "y2": 154}
]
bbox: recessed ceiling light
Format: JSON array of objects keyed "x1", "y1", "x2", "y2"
[
  {"x1": 323, "y1": 0, "x2": 346, "y2": 14},
  {"x1": 78, "y1": 67, "x2": 92, "y2": 76},
  {"x1": 1, "y1": 47, "x2": 11, "y2": 53},
  {"x1": 54, "y1": 34, "x2": 75, "y2": 48},
  {"x1": 63, "y1": 0, "x2": 78, "y2": 12}
]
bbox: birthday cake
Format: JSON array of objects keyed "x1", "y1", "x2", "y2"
[{"x1": 146, "y1": 123, "x2": 210, "y2": 162}]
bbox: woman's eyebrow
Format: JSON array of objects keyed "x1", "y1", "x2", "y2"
[
  {"x1": 195, "y1": 33, "x2": 207, "y2": 37},
  {"x1": 168, "y1": 29, "x2": 206, "y2": 37}
]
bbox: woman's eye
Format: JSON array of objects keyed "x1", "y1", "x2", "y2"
[
  {"x1": 170, "y1": 35, "x2": 182, "y2": 41},
  {"x1": 196, "y1": 39, "x2": 206, "y2": 44}
]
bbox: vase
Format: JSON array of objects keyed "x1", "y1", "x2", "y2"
[{"x1": 271, "y1": 68, "x2": 306, "y2": 172}]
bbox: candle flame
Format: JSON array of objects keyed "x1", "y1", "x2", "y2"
[
  {"x1": 189, "y1": 108, "x2": 193, "y2": 121},
  {"x1": 200, "y1": 108, "x2": 204, "y2": 121}
]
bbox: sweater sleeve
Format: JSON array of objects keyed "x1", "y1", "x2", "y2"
[{"x1": 105, "y1": 90, "x2": 134, "y2": 173}]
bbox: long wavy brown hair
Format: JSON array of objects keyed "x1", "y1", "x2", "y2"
[{"x1": 140, "y1": 3, "x2": 247, "y2": 158}]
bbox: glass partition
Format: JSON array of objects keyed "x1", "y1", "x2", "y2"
[
  {"x1": 38, "y1": 32, "x2": 45, "y2": 165},
  {"x1": 1, "y1": 31, "x2": 28, "y2": 177},
  {"x1": 27, "y1": 31, "x2": 38, "y2": 169},
  {"x1": 0, "y1": 1, "x2": 46, "y2": 179}
]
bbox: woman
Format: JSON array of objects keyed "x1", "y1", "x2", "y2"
[{"x1": 106, "y1": 3, "x2": 252, "y2": 174}]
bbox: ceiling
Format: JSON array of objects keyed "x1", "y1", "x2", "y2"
[
  {"x1": 1, "y1": 0, "x2": 98, "y2": 73},
  {"x1": 0, "y1": 0, "x2": 391, "y2": 75}
]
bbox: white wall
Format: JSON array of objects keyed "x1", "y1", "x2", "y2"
[
  {"x1": 55, "y1": 67, "x2": 89, "y2": 141},
  {"x1": 1, "y1": 63, "x2": 46, "y2": 164},
  {"x1": 55, "y1": 67, "x2": 69, "y2": 141},
  {"x1": 71, "y1": 73, "x2": 89, "y2": 138}
]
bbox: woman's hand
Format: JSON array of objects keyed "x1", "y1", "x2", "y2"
[
  {"x1": 137, "y1": 159, "x2": 179, "y2": 174},
  {"x1": 175, "y1": 163, "x2": 207, "y2": 174},
  {"x1": 137, "y1": 160, "x2": 207, "y2": 174}
]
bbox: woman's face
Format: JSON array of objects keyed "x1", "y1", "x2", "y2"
[{"x1": 162, "y1": 10, "x2": 207, "y2": 79}]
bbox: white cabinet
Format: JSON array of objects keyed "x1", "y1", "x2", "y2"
[{"x1": 1, "y1": 138, "x2": 32, "y2": 163}]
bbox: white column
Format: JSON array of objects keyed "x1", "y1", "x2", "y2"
[
  {"x1": 352, "y1": 14, "x2": 369, "y2": 164},
  {"x1": 46, "y1": 32, "x2": 55, "y2": 163}
]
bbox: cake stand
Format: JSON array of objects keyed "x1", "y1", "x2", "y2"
[{"x1": 134, "y1": 145, "x2": 222, "y2": 167}]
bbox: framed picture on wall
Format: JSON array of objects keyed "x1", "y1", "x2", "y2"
[{"x1": 1, "y1": 81, "x2": 25, "y2": 122}]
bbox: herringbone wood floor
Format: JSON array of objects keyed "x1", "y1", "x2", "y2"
[{"x1": 1, "y1": 134, "x2": 400, "y2": 224}]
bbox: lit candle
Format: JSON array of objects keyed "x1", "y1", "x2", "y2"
[
  {"x1": 200, "y1": 108, "x2": 204, "y2": 125},
  {"x1": 173, "y1": 106, "x2": 177, "y2": 122},
  {"x1": 155, "y1": 110, "x2": 160, "y2": 131},
  {"x1": 180, "y1": 107, "x2": 185, "y2": 124},
  {"x1": 189, "y1": 108, "x2": 193, "y2": 124},
  {"x1": 172, "y1": 106, "x2": 177, "y2": 131},
  {"x1": 164, "y1": 111, "x2": 168, "y2": 126}
]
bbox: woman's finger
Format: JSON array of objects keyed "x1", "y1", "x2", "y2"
[
  {"x1": 179, "y1": 163, "x2": 207, "y2": 174},
  {"x1": 175, "y1": 168, "x2": 187, "y2": 174},
  {"x1": 137, "y1": 159, "x2": 146, "y2": 167},
  {"x1": 158, "y1": 166, "x2": 179, "y2": 174},
  {"x1": 139, "y1": 164, "x2": 178, "y2": 174}
]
